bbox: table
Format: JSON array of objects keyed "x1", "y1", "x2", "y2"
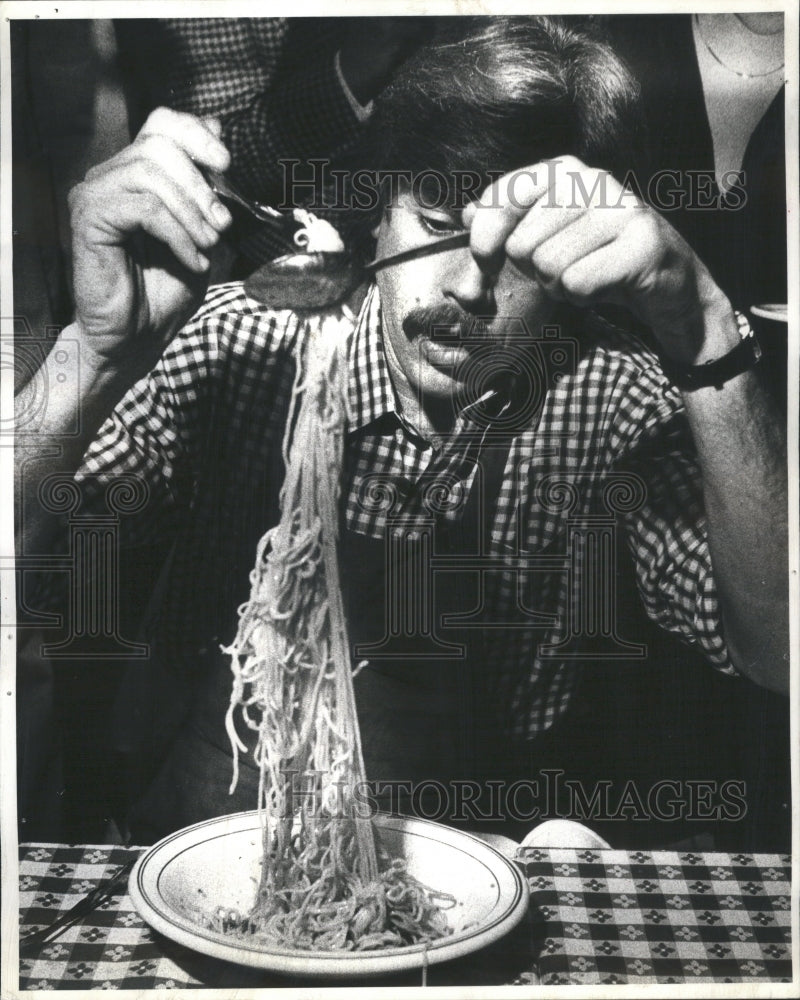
[{"x1": 16, "y1": 843, "x2": 793, "y2": 988}]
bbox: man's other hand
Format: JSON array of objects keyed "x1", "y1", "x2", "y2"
[
  {"x1": 463, "y1": 156, "x2": 738, "y2": 367},
  {"x1": 68, "y1": 108, "x2": 232, "y2": 376}
]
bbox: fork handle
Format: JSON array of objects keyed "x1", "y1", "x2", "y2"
[
  {"x1": 19, "y1": 857, "x2": 138, "y2": 955},
  {"x1": 365, "y1": 231, "x2": 471, "y2": 271}
]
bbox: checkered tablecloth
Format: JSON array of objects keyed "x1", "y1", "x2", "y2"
[
  {"x1": 16, "y1": 843, "x2": 794, "y2": 988},
  {"x1": 515, "y1": 847, "x2": 793, "y2": 985}
]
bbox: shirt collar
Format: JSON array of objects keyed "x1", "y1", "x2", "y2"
[{"x1": 347, "y1": 284, "x2": 398, "y2": 433}]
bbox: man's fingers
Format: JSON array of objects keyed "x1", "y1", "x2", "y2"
[
  {"x1": 504, "y1": 201, "x2": 589, "y2": 263},
  {"x1": 137, "y1": 203, "x2": 210, "y2": 274},
  {"x1": 125, "y1": 164, "x2": 223, "y2": 250},
  {"x1": 464, "y1": 165, "x2": 550, "y2": 266},
  {"x1": 124, "y1": 135, "x2": 232, "y2": 234},
  {"x1": 510, "y1": 209, "x2": 621, "y2": 288},
  {"x1": 79, "y1": 139, "x2": 232, "y2": 245},
  {"x1": 79, "y1": 189, "x2": 210, "y2": 274},
  {"x1": 459, "y1": 156, "x2": 658, "y2": 313},
  {"x1": 201, "y1": 116, "x2": 223, "y2": 139},
  {"x1": 465, "y1": 157, "x2": 637, "y2": 274},
  {"x1": 556, "y1": 225, "x2": 652, "y2": 308},
  {"x1": 137, "y1": 107, "x2": 230, "y2": 172}
]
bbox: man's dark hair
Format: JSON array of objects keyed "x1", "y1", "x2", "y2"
[{"x1": 366, "y1": 15, "x2": 641, "y2": 203}]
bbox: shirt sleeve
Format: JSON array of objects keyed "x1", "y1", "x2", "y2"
[
  {"x1": 612, "y1": 357, "x2": 737, "y2": 675},
  {"x1": 74, "y1": 283, "x2": 247, "y2": 547}
]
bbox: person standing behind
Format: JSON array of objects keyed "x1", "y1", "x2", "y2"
[
  {"x1": 114, "y1": 16, "x2": 428, "y2": 271},
  {"x1": 608, "y1": 13, "x2": 785, "y2": 349}
]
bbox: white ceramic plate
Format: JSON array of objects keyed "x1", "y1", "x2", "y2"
[{"x1": 129, "y1": 811, "x2": 529, "y2": 978}]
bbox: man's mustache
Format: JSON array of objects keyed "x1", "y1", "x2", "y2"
[{"x1": 402, "y1": 304, "x2": 493, "y2": 342}]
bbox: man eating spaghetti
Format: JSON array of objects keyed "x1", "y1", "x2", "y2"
[{"x1": 16, "y1": 17, "x2": 788, "y2": 848}]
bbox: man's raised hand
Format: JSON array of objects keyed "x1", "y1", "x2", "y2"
[
  {"x1": 463, "y1": 156, "x2": 737, "y2": 366},
  {"x1": 68, "y1": 108, "x2": 233, "y2": 376}
]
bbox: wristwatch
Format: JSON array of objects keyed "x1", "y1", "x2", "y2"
[{"x1": 659, "y1": 312, "x2": 762, "y2": 390}]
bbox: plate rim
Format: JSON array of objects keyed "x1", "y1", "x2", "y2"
[
  {"x1": 750, "y1": 303, "x2": 788, "y2": 322},
  {"x1": 128, "y1": 810, "x2": 530, "y2": 977}
]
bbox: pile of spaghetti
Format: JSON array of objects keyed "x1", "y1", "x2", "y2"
[{"x1": 219, "y1": 316, "x2": 454, "y2": 951}]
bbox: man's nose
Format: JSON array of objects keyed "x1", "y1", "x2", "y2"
[{"x1": 442, "y1": 251, "x2": 498, "y2": 313}]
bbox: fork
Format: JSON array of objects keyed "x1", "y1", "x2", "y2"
[
  {"x1": 205, "y1": 168, "x2": 474, "y2": 268},
  {"x1": 365, "y1": 230, "x2": 471, "y2": 271},
  {"x1": 204, "y1": 169, "x2": 288, "y2": 224},
  {"x1": 19, "y1": 855, "x2": 138, "y2": 955},
  {"x1": 204, "y1": 169, "x2": 305, "y2": 254}
]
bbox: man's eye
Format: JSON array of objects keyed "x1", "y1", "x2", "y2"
[{"x1": 419, "y1": 214, "x2": 460, "y2": 235}]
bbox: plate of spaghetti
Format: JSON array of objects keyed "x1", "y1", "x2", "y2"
[
  {"x1": 129, "y1": 810, "x2": 529, "y2": 976},
  {"x1": 128, "y1": 304, "x2": 528, "y2": 975}
]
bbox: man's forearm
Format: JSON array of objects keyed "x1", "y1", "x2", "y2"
[
  {"x1": 679, "y1": 305, "x2": 789, "y2": 693},
  {"x1": 15, "y1": 324, "x2": 131, "y2": 557}
]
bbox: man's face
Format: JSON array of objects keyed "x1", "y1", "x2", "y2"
[{"x1": 374, "y1": 187, "x2": 556, "y2": 422}]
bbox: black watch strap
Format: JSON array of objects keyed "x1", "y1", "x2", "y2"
[{"x1": 659, "y1": 314, "x2": 762, "y2": 390}]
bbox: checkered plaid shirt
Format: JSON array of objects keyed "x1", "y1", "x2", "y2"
[{"x1": 75, "y1": 282, "x2": 734, "y2": 740}]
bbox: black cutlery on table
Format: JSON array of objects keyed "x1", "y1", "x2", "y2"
[{"x1": 19, "y1": 855, "x2": 138, "y2": 956}]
